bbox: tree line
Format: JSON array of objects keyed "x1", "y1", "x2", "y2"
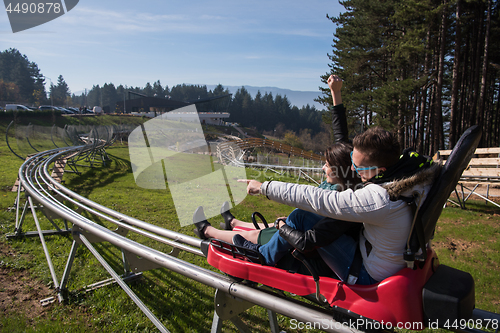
[
  {"x1": 71, "y1": 82, "x2": 327, "y2": 139},
  {"x1": 0, "y1": 49, "x2": 74, "y2": 107},
  {"x1": 0, "y1": 48, "x2": 327, "y2": 147},
  {"x1": 318, "y1": 0, "x2": 499, "y2": 152},
  {"x1": 0, "y1": 49, "x2": 46, "y2": 105}
]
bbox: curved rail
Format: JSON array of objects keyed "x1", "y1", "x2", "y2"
[
  {"x1": 5, "y1": 121, "x2": 25, "y2": 160},
  {"x1": 12, "y1": 142, "x2": 354, "y2": 333}
]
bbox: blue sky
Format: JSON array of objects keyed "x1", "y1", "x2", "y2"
[{"x1": 1, "y1": 0, "x2": 345, "y2": 96}]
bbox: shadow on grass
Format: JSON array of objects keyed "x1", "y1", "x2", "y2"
[
  {"x1": 141, "y1": 267, "x2": 287, "y2": 332},
  {"x1": 60, "y1": 241, "x2": 277, "y2": 333},
  {"x1": 445, "y1": 199, "x2": 500, "y2": 215},
  {"x1": 136, "y1": 269, "x2": 215, "y2": 332},
  {"x1": 65, "y1": 154, "x2": 132, "y2": 197}
]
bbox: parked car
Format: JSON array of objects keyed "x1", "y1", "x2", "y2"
[
  {"x1": 39, "y1": 105, "x2": 55, "y2": 111},
  {"x1": 93, "y1": 106, "x2": 102, "y2": 114},
  {"x1": 6, "y1": 104, "x2": 32, "y2": 111},
  {"x1": 67, "y1": 107, "x2": 80, "y2": 113},
  {"x1": 57, "y1": 107, "x2": 75, "y2": 114}
]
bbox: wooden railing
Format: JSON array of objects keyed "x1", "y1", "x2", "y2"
[
  {"x1": 438, "y1": 147, "x2": 500, "y2": 183},
  {"x1": 218, "y1": 138, "x2": 323, "y2": 161}
]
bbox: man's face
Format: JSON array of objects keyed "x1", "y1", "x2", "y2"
[{"x1": 350, "y1": 148, "x2": 383, "y2": 182}]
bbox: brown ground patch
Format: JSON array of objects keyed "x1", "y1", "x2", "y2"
[
  {"x1": 0, "y1": 242, "x2": 54, "y2": 320},
  {"x1": 432, "y1": 237, "x2": 478, "y2": 253},
  {"x1": 0, "y1": 240, "x2": 98, "y2": 331}
]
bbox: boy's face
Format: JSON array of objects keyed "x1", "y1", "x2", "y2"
[{"x1": 350, "y1": 148, "x2": 385, "y2": 182}]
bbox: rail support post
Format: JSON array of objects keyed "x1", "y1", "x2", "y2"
[{"x1": 211, "y1": 289, "x2": 283, "y2": 333}]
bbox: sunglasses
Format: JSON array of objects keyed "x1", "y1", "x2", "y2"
[{"x1": 350, "y1": 151, "x2": 378, "y2": 173}]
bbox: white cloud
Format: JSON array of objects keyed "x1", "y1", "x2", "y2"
[
  {"x1": 56, "y1": 6, "x2": 240, "y2": 35},
  {"x1": 53, "y1": 3, "x2": 331, "y2": 38}
]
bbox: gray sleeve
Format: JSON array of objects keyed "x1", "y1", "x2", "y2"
[{"x1": 264, "y1": 181, "x2": 392, "y2": 224}]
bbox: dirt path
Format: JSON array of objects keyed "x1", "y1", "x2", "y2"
[{"x1": 0, "y1": 242, "x2": 54, "y2": 322}]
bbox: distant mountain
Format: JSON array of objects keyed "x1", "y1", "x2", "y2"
[{"x1": 205, "y1": 85, "x2": 325, "y2": 110}]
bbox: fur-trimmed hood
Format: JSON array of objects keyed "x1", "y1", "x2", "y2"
[{"x1": 381, "y1": 161, "x2": 442, "y2": 201}]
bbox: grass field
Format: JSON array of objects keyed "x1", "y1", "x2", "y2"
[{"x1": 0, "y1": 115, "x2": 498, "y2": 332}]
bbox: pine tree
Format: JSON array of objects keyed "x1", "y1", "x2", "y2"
[
  {"x1": 50, "y1": 75, "x2": 70, "y2": 106},
  {"x1": 320, "y1": 0, "x2": 499, "y2": 151},
  {"x1": 0, "y1": 48, "x2": 47, "y2": 104},
  {"x1": 153, "y1": 80, "x2": 164, "y2": 98},
  {"x1": 144, "y1": 82, "x2": 154, "y2": 97}
]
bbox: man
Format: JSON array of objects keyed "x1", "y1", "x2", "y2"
[{"x1": 240, "y1": 126, "x2": 438, "y2": 285}]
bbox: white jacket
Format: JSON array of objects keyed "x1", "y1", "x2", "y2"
[{"x1": 260, "y1": 164, "x2": 438, "y2": 281}]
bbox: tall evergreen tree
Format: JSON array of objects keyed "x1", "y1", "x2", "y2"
[
  {"x1": 144, "y1": 82, "x2": 154, "y2": 97},
  {"x1": 101, "y1": 83, "x2": 118, "y2": 112},
  {"x1": 211, "y1": 84, "x2": 228, "y2": 97},
  {"x1": 0, "y1": 48, "x2": 46, "y2": 104},
  {"x1": 87, "y1": 85, "x2": 101, "y2": 107},
  {"x1": 153, "y1": 80, "x2": 165, "y2": 98},
  {"x1": 50, "y1": 75, "x2": 70, "y2": 106}
]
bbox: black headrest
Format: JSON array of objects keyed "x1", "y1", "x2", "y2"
[{"x1": 416, "y1": 125, "x2": 482, "y2": 245}]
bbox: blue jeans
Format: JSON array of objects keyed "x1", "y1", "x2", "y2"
[{"x1": 258, "y1": 208, "x2": 377, "y2": 285}]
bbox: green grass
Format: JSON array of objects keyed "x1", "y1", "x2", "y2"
[
  {"x1": 0, "y1": 116, "x2": 499, "y2": 332},
  {"x1": 433, "y1": 205, "x2": 500, "y2": 312}
]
